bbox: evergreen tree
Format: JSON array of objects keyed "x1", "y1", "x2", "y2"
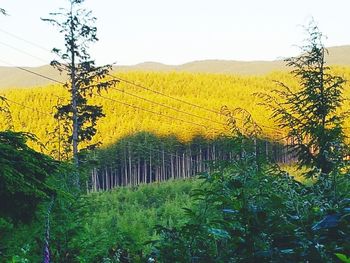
[
  {"x1": 259, "y1": 21, "x2": 347, "y2": 177},
  {"x1": 0, "y1": 131, "x2": 57, "y2": 223},
  {"x1": 42, "y1": 0, "x2": 117, "y2": 187}
]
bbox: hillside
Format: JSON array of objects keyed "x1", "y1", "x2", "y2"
[
  {"x1": 0, "y1": 65, "x2": 67, "y2": 88},
  {"x1": 0, "y1": 45, "x2": 350, "y2": 88},
  {"x1": 1, "y1": 68, "x2": 350, "y2": 154},
  {"x1": 115, "y1": 60, "x2": 287, "y2": 75}
]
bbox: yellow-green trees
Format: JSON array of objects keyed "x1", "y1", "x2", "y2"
[{"x1": 1, "y1": 69, "x2": 350, "y2": 155}]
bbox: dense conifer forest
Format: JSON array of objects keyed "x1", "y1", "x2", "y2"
[{"x1": 1, "y1": 1, "x2": 350, "y2": 262}]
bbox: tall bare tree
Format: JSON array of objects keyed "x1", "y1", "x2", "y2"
[{"x1": 42, "y1": 0, "x2": 117, "y2": 188}]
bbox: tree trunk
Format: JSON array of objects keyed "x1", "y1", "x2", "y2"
[{"x1": 70, "y1": 4, "x2": 80, "y2": 189}]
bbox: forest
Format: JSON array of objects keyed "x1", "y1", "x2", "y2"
[
  {"x1": 2, "y1": 68, "x2": 350, "y2": 151},
  {"x1": 1, "y1": 0, "x2": 350, "y2": 262}
]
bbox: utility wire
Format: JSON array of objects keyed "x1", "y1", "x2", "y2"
[
  {"x1": 0, "y1": 57, "x2": 286, "y2": 140},
  {"x1": 0, "y1": 41, "x2": 224, "y2": 132},
  {"x1": 109, "y1": 74, "x2": 285, "y2": 134},
  {"x1": 0, "y1": 35, "x2": 223, "y2": 124},
  {"x1": 93, "y1": 92, "x2": 224, "y2": 133},
  {"x1": 109, "y1": 85, "x2": 225, "y2": 126},
  {"x1": 0, "y1": 58, "x2": 65, "y2": 85},
  {"x1": 0, "y1": 56, "x2": 224, "y2": 133},
  {"x1": 0, "y1": 28, "x2": 66, "y2": 66},
  {"x1": 0, "y1": 55, "x2": 285, "y2": 139},
  {"x1": 0, "y1": 40, "x2": 50, "y2": 64},
  {"x1": 0, "y1": 38, "x2": 287, "y2": 135},
  {"x1": 0, "y1": 27, "x2": 52, "y2": 53},
  {"x1": 1, "y1": 95, "x2": 54, "y2": 116},
  {"x1": 0, "y1": 40, "x2": 336, "y2": 140},
  {"x1": 0, "y1": 33, "x2": 347, "y2": 136},
  {"x1": 110, "y1": 74, "x2": 222, "y2": 115}
]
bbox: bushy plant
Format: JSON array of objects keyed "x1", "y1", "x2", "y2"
[{"x1": 155, "y1": 155, "x2": 350, "y2": 262}]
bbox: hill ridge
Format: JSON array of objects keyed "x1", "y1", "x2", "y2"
[{"x1": 1, "y1": 45, "x2": 350, "y2": 88}]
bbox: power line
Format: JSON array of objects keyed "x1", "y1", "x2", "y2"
[
  {"x1": 15, "y1": 66, "x2": 65, "y2": 85},
  {"x1": 0, "y1": 28, "x2": 52, "y2": 53},
  {"x1": 109, "y1": 85, "x2": 226, "y2": 126},
  {"x1": 0, "y1": 56, "x2": 224, "y2": 134},
  {"x1": 0, "y1": 58, "x2": 65, "y2": 85},
  {"x1": 0, "y1": 39, "x2": 343, "y2": 141},
  {"x1": 1, "y1": 34, "x2": 349, "y2": 162},
  {"x1": 0, "y1": 38, "x2": 289, "y2": 136},
  {"x1": 0, "y1": 37, "x2": 220, "y2": 117},
  {"x1": 109, "y1": 74, "x2": 286, "y2": 135},
  {"x1": 0, "y1": 40, "x2": 50, "y2": 64},
  {"x1": 0, "y1": 38, "x2": 219, "y2": 132},
  {"x1": 1, "y1": 63, "x2": 345, "y2": 144},
  {"x1": 0, "y1": 57, "x2": 286, "y2": 139},
  {"x1": 0, "y1": 28, "x2": 66, "y2": 67},
  {"x1": 0, "y1": 56, "x2": 287, "y2": 139},
  {"x1": 0, "y1": 39, "x2": 298, "y2": 138},
  {"x1": 110, "y1": 74, "x2": 222, "y2": 115},
  {"x1": 94, "y1": 92, "x2": 224, "y2": 133},
  {"x1": 1, "y1": 95, "x2": 53, "y2": 116}
]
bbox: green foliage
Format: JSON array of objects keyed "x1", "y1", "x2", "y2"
[
  {"x1": 3, "y1": 153, "x2": 349, "y2": 262},
  {"x1": 65, "y1": 180, "x2": 195, "y2": 262},
  {"x1": 2, "y1": 19, "x2": 350, "y2": 263},
  {"x1": 258, "y1": 21, "x2": 348, "y2": 177},
  {"x1": 0, "y1": 131, "x2": 57, "y2": 223},
  {"x1": 0, "y1": 131, "x2": 59, "y2": 261},
  {"x1": 336, "y1": 253, "x2": 350, "y2": 263},
  {"x1": 1, "y1": 179, "x2": 196, "y2": 262},
  {"x1": 6, "y1": 244, "x2": 30, "y2": 263},
  {"x1": 155, "y1": 155, "x2": 350, "y2": 262}
]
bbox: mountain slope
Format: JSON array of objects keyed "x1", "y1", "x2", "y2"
[
  {"x1": 2, "y1": 68, "x2": 350, "y2": 153},
  {"x1": 0, "y1": 65, "x2": 67, "y2": 88},
  {"x1": 0, "y1": 45, "x2": 349, "y2": 88}
]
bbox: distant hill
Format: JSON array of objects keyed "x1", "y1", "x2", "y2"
[
  {"x1": 0, "y1": 45, "x2": 349, "y2": 88},
  {"x1": 324, "y1": 45, "x2": 350, "y2": 65},
  {"x1": 116, "y1": 45, "x2": 350, "y2": 74},
  {"x1": 115, "y1": 60, "x2": 288, "y2": 75},
  {"x1": 0, "y1": 65, "x2": 67, "y2": 89}
]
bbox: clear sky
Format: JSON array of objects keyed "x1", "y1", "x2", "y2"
[{"x1": 0, "y1": 0, "x2": 349, "y2": 67}]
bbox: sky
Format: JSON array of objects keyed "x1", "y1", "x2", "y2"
[{"x1": 0, "y1": 0, "x2": 350, "y2": 67}]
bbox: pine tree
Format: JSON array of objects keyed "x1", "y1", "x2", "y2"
[
  {"x1": 259, "y1": 21, "x2": 347, "y2": 177},
  {"x1": 42, "y1": 0, "x2": 118, "y2": 188}
]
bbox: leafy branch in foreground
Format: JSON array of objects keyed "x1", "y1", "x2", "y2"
[{"x1": 0, "y1": 131, "x2": 57, "y2": 223}]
